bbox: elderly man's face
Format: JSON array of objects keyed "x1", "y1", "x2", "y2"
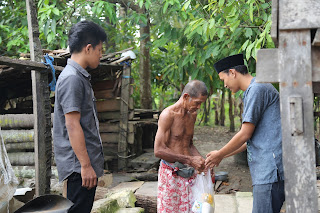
[{"x1": 187, "y1": 95, "x2": 207, "y2": 113}]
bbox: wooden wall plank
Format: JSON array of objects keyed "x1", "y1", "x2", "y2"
[
  {"x1": 99, "y1": 122, "x2": 119, "y2": 133},
  {"x1": 93, "y1": 80, "x2": 116, "y2": 91},
  {"x1": 101, "y1": 133, "x2": 119, "y2": 143},
  {"x1": 98, "y1": 112, "x2": 120, "y2": 121},
  {"x1": 103, "y1": 143, "x2": 118, "y2": 157},
  {"x1": 94, "y1": 89, "x2": 115, "y2": 99},
  {"x1": 96, "y1": 99, "x2": 121, "y2": 112}
]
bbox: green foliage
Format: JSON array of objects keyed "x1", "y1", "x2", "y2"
[
  {"x1": 0, "y1": 0, "x2": 274, "y2": 113},
  {"x1": 150, "y1": 0, "x2": 273, "y2": 95},
  {"x1": 0, "y1": 0, "x2": 119, "y2": 56}
]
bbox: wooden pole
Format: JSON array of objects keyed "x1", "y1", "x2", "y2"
[
  {"x1": 26, "y1": 0, "x2": 52, "y2": 195},
  {"x1": 279, "y1": 30, "x2": 318, "y2": 212},
  {"x1": 118, "y1": 63, "x2": 131, "y2": 169}
]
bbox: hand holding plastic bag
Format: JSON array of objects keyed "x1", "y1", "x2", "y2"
[{"x1": 191, "y1": 170, "x2": 215, "y2": 213}]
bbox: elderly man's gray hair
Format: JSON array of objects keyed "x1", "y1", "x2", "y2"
[{"x1": 181, "y1": 80, "x2": 208, "y2": 98}]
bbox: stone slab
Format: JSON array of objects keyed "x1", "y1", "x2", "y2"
[
  {"x1": 98, "y1": 173, "x2": 113, "y2": 188},
  {"x1": 134, "y1": 182, "x2": 158, "y2": 198},
  {"x1": 109, "y1": 181, "x2": 144, "y2": 194}
]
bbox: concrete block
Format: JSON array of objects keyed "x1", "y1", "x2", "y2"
[
  {"x1": 235, "y1": 192, "x2": 253, "y2": 213},
  {"x1": 116, "y1": 207, "x2": 145, "y2": 213},
  {"x1": 214, "y1": 194, "x2": 237, "y2": 213}
]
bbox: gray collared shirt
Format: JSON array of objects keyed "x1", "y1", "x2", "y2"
[
  {"x1": 243, "y1": 77, "x2": 284, "y2": 185},
  {"x1": 53, "y1": 59, "x2": 104, "y2": 182}
]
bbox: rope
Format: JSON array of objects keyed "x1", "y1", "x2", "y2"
[{"x1": 42, "y1": 54, "x2": 56, "y2": 91}]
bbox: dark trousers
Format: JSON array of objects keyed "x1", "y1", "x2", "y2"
[
  {"x1": 252, "y1": 180, "x2": 285, "y2": 213},
  {"x1": 67, "y1": 172, "x2": 97, "y2": 213}
]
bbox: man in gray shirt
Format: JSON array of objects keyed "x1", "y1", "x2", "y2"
[
  {"x1": 205, "y1": 54, "x2": 285, "y2": 213},
  {"x1": 53, "y1": 20, "x2": 105, "y2": 213}
]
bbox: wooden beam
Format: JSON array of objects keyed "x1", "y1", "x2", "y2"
[
  {"x1": 312, "y1": 46, "x2": 320, "y2": 82},
  {"x1": 279, "y1": 0, "x2": 320, "y2": 30},
  {"x1": 0, "y1": 56, "x2": 64, "y2": 72},
  {"x1": 26, "y1": 0, "x2": 52, "y2": 196},
  {"x1": 256, "y1": 46, "x2": 320, "y2": 84},
  {"x1": 256, "y1": 49, "x2": 279, "y2": 83},
  {"x1": 278, "y1": 30, "x2": 318, "y2": 212},
  {"x1": 312, "y1": 29, "x2": 320, "y2": 46},
  {"x1": 118, "y1": 64, "x2": 131, "y2": 170}
]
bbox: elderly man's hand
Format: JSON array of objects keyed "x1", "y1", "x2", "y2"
[
  {"x1": 190, "y1": 156, "x2": 205, "y2": 173},
  {"x1": 205, "y1": 150, "x2": 223, "y2": 169}
]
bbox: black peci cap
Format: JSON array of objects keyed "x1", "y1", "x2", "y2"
[{"x1": 214, "y1": 54, "x2": 244, "y2": 74}]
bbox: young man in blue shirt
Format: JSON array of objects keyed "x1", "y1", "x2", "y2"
[
  {"x1": 53, "y1": 21, "x2": 106, "y2": 213},
  {"x1": 205, "y1": 54, "x2": 285, "y2": 213}
]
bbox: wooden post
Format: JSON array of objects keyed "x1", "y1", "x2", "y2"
[
  {"x1": 279, "y1": 30, "x2": 318, "y2": 212},
  {"x1": 118, "y1": 63, "x2": 131, "y2": 169},
  {"x1": 26, "y1": 0, "x2": 52, "y2": 195}
]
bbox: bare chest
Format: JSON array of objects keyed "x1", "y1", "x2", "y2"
[{"x1": 170, "y1": 114, "x2": 195, "y2": 140}]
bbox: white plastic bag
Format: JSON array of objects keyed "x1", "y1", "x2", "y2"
[
  {"x1": 191, "y1": 170, "x2": 215, "y2": 213},
  {"x1": 0, "y1": 127, "x2": 18, "y2": 213}
]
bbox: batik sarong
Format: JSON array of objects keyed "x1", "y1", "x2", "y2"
[{"x1": 157, "y1": 160, "x2": 196, "y2": 213}]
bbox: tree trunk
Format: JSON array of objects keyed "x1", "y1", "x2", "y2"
[
  {"x1": 8, "y1": 152, "x2": 35, "y2": 166},
  {"x1": 213, "y1": 97, "x2": 219, "y2": 125},
  {"x1": 1, "y1": 129, "x2": 34, "y2": 143},
  {"x1": 139, "y1": 8, "x2": 152, "y2": 109},
  {"x1": 0, "y1": 114, "x2": 34, "y2": 129},
  {"x1": 5, "y1": 142, "x2": 34, "y2": 151},
  {"x1": 239, "y1": 98, "x2": 243, "y2": 124},
  {"x1": 204, "y1": 97, "x2": 210, "y2": 124},
  {"x1": 228, "y1": 90, "x2": 235, "y2": 132},
  {"x1": 0, "y1": 113, "x2": 54, "y2": 129},
  {"x1": 219, "y1": 89, "x2": 225, "y2": 126},
  {"x1": 234, "y1": 96, "x2": 238, "y2": 117}
]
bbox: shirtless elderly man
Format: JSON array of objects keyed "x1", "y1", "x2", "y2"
[{"x1": 154, "y1": 80, "x2": 208, "y2": 212}]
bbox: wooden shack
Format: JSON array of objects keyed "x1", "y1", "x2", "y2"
[{"x1": 0, "y1": 48, "x2": 158, "y2": 172}]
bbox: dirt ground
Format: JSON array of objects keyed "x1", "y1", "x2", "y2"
[{"x1": 193, "y1": 125, "x2": 253, "y2": 193}]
